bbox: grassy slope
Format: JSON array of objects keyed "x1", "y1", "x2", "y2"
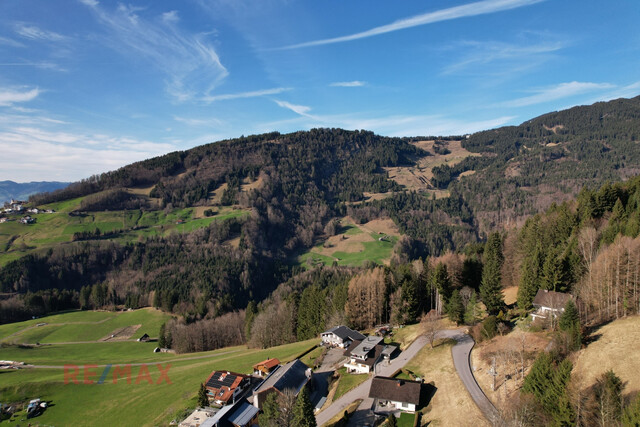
[
  {"x1": 572, "y1": 315, "x2": 640, "y2": 395},
  {"x1": 0, "y1": 308, "x2": 317, "y2": 426},
  {"x1": 0, "y1": 339, "x2": 316, "y2": 427},
  {"x1": 0, "y1": 308, "x2": 171, "y2": 344},
  {"x1": 403, "y1": 339, "x2": 487, "y2": 427},
  {"x1": 297, "y1": 221, "x2": 398, "y2": 268},
  {"x1": 0, "y1": 197, "x2": 249, "y2": 266}
]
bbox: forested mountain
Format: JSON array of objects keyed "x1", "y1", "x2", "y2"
[
  {"x1": 0, "y1": 180, "x2": 69, "y2": 204},
  {"x1": 437, "y1": 96, "x2": 640, "y2": 230},
  {"x1": 2, "y1": 96, "x2": 640, "y2": 325}
]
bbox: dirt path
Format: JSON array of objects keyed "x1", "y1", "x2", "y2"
[{"x1": 25, "y1": 348, "x2": 245, "y2": 369}]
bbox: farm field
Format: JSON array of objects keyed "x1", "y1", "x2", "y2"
[
  {"x1": 0, "y1": 308, "x2": 171, "y2": 345},
  {"x1": 297, "y1": 217, "x2": 400, "y2": 268},
  {"x1": 0, "y1": 199, "x2": 249, "y2": 266},
  {"x1": 0, "y1": 308, "x2": 317, "y2": 426}
]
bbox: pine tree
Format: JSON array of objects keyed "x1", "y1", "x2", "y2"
[
  {"x1": 518, "y1": 244, "x2": 544, "y2": 310},
  {"x1": 559, "y1": 299, "x2": 581, "y2": 351},
  {"x1": 245, "y1": 300, "x2": 257, "y2": 340},
  {"x1": 197, "y1": 383, "x2": 209, "y2": 408},
  {"x1": 480, "y1": 232, "x2": 505, "y2": 314},
  {"x1": 622, "y1": 393, "x2": 640, "y2": 426},
  {"x1": 292, "y1": 385, "x2": 317, "y2": 427},
  {"x1": 447, "y1": 290, "x2": 464, "y2": 325},
  {"x1": 431, "y1": 262, "x2": 452, "y2": 313}
]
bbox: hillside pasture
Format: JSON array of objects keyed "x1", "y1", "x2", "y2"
[
  {"x1": 0, "y1": 206, "x2": 249, "y2": 266},
  {"x1": 572, "y1": 315, "x2": 640, "y2": 395},
  {"x1": 0, "y1": 308, "x2": 170, "y2": 344},
  {"x1": 0, "y1": 337, "x2": 316, "y2": 427},
  {"x1": 297, "y1": 217, "x2": 399, "y2": 268}
]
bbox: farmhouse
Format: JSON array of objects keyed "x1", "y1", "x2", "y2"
[
  {"x1": 369, "y1": 376, "x2": 422, "y2": 414},
  {"x1": 531, "y1": 289, "x2": 572, "y2": 321},
  {"x1": 204, "y1": 371, "x2": 251, "y2": 406},
  {"x1": 343, "y1": 335, "x2": 385, "y2": 374},
  {"x1": 19, "y1": 216, "x2": 34, "y2": 224},
  {"x1": 252, "y1": 359, "x2": 312, "y2": 410},
  {"x1": 252, "y1": 358, "x2": 280, "y2": 377},
  {"x1": 320, "y1": 325, "x2": 365, "y2": 348}
]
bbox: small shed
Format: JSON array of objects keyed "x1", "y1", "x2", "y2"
[{"x1": 137, "y1": 333, "x2": 150, "y2": 342}]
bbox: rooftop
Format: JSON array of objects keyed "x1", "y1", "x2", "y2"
[
  {"x1": 253, "y1": 358, "x2": 280, "y2": 371},
  {"x1": 322, "y1": 325, "x2": 365, "y2": 341},
  {"x1": 350, "y1": 335, "x2": 384, "y2": 359},
  {"x1": 369, "y1": 376, "x2": 422, "y2": 405},
  {"x1": 253, "y1": 359, "x2": 310, "y2": 395},
  {"x1": 204, "y1": 371, "x2": 250, "y2": 404},
  {"x1": 532, "y1": 289, "x2": 571, "y2": 309}
]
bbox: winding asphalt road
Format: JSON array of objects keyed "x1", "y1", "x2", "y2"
[{"x1": 316, "y1": 329, "x2": 503, "y2": 426}]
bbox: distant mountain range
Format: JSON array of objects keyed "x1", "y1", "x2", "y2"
[{"x1": 0, "y1": 180, "x2": 69, "y2": 204}]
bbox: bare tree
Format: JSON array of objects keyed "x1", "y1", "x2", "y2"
[{"x1": 420, "y1": 310, "x2": 442, "y2": 348}]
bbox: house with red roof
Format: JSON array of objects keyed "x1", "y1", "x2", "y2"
[{"x1": 204, "y1": 371, "x2": 251, "y2": 407}]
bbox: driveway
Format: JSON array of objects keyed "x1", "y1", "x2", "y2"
[
  {"x1": 316, "y1": 336, "x2": 428, "y2": 426},
  {"x1": 316, "y1": 330, "x2": 504, "y2": 426}
]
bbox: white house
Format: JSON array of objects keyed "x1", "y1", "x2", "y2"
[
  {"x1": 343, "y1": 335, "x2": 385, "y2": 374},
  {"x1": 530, "y1": 289, "x2": 571, "y2": 321},
  {"x1": 320, "y1": 325, "x2": 365, "y2": 348},
  {"x1": 369, "y1": 376, "x2": 422, "y2": 414}
]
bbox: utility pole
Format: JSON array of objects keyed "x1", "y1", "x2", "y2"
[{"x1": 489, "y1": 357, "x2": 497, "y2": 392}]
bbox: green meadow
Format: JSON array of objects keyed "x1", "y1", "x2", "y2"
[
  {"x1": 298, "y1": 230, "x2": 397, "y2": 268},
  {"x1": 0, "y1": 308, "x2": 171, "y2": 344},
  {"x1": 0, "y1": 308, "x2": 317, "y2": 426},
  {"x1": 0, "y1": 200, "x2": 249, "y2": 266}
]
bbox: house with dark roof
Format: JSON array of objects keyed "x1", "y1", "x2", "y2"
[
  {"x1": 531, "y1": 289, "x2": 572, "y2": 321},
  {"x1": 343, "y1": 335, "x2": 385, "y2": 374},
  {"x1": 252, "y1": 358, "x2": 280, "y2": 377},
  {"x1": 201, "y1": 400, "x2": 259, "y2": 427},
  {"x1": 252, "y1": 359, "x2": 312, "y2": 409},
  {"x1": 320, "y1": 325, "x2": 366, "y2": 348},
  {"x1": 204, "y1": 371, "x2": 251, "y2": 406},
  {"x1": 369, "y1": 376, "x2": 422, "y2": 413}
]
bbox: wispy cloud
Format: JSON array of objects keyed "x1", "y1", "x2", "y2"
[
  {"x1": 270, "y1": 98, "x2": 514, "y2": 136},
  {"x1": 173, "y1": 116, "x2": 224, "y2": 127},
  {"x1": 15, "y1": 23, "x2": 67, "y2": 42},
  {"x1": 274, "y1": 100, "x2": 316, "y2": 118},
  {"x1": 0, "y1": 87, "x2": 40, "y2": 106},
  {"x1": 0, "y1": 125, "x2": 175, "y2": 181},
  {"x1": 80, "y1": 1, "x2": 228, "y2": 102},
  {"x1": 280, "y1": 0, "x2": 544, "y2": 49},
  {"x1": 442, "y1": 38, "x2": 564, "y2": 74},
  {"x1": 594, "y1": 81, "x2": 640, "y2": 103},
  {"x1": 202, "y1": 87, "x2": 291, "y2": 102},
  {"x1": 502, "y1": 81, "x2": 614, "y2": 107},
  {"x1": 0, "y1": 36, "x2": 25, "y2": 48},
  {"x1": 330, "y1": 81, "x2": 366, "y2": 87}
]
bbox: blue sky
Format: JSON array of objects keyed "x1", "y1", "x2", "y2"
[{"x1": 0, "y1": 0, "x2": 639, "y2": 181}]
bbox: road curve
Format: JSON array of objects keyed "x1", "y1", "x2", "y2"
[
  {"x1": 440, "y1": 329, "x2": 504, "y2": 426},
  {"x1": 316, "y1": 330, "x2": 503, "y2": 426},
  {"x1": 315, "y1": 335, "x2": 429, "y2": 426}
]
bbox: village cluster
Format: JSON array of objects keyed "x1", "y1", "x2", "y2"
[
  {"x1": 0, "y1": 199, "x2": 54, "y2": 224},
  {"x1": 179, "y1": 325, "x2": 419, "y2": 427}
]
